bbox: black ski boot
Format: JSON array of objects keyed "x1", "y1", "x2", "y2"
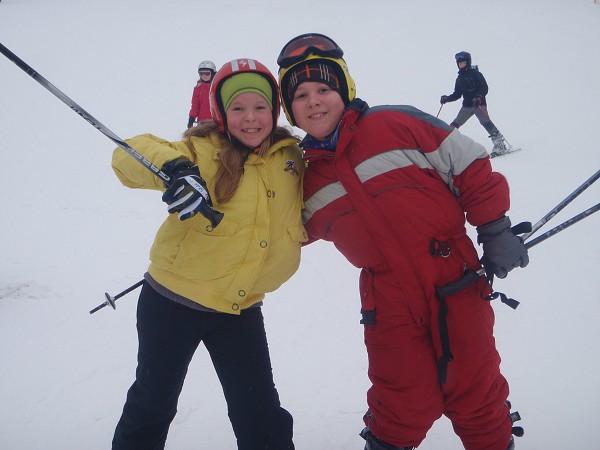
[
  {"x1": 506, "y1": 436, "x2": 515, "y2": 450},
  {"x1": 359, "y1": 427, "x2": 414, "y2": 450},
  {"x1": 506, "y1": 400, "x2": 524, "y2": 449}
]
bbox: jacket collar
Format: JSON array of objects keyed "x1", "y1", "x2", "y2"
[
  {"x1": 300, "y1": 125, "x2": 340, "y2": 152},
  {"x1": 205, "y1": 134, "x2": 299, "y2": 163},
  {"x1": 301, "y1": 98, "x2": 369, "y2": 161}
]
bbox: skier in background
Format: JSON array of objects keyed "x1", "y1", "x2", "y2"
[
  {"x1": 277, "y1": 33, "x2": 527, "y2": 450},
  {"x1": 187, "y1": 60, "x2": 216, "y2": 129},
  {"x1": 440, "y1": 51, "x2": 509, "y2": 157},
  {"x1": 111, "y1": 58, "x2": 304, "y2": 450}
]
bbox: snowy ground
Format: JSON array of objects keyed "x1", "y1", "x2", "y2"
[{"x1": 1, "y1": 0, "x2": 599, "y2": 449}]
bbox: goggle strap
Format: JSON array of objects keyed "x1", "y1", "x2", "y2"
[{"x1": 281, "y1": 34, "x2": 339, "y2": 56}]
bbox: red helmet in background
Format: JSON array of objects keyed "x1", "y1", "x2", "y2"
[{"x1": 209, "y1": 58, "x2": 281, "y2": 133}]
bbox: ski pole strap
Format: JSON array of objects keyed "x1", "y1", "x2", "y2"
[
  {"x1": 474, "y1": 221, "x2": 528, "y2": 310},
  {"x1": 434, "y1": 270, "x2": 481, "y2": 384},
  {"x1": 484, "y1": 288, "x2": 520, "y2": 309},
  {"x1": 479, "y1": 270, "x2": 520, "y2": 309}
]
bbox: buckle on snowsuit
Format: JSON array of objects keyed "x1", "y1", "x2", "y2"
[{"x1": 430, "y1": 239, "x2": 451, "y2": 257}]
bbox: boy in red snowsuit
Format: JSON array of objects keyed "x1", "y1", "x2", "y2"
[{"x1": 277, "y1": 33, "x2": 528, "y2": 450}]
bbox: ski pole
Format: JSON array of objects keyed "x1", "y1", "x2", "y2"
[
  {"x1": 436, "y1": 104, "x2": 444, "y2": 118},
  {"x1": 436, "y1": 201, "x2": 600, "y2": 312},
  {"x1": 473, "y1": 202, "x2": 600, "y2": 277},
  {"x1": 0, "y1": 42, "x2": 223, "y2": 228},
  {"x1": 523, "y1": 202, "x2": 599, "y2": 250},
  {"x1": 89, "y1": 279, "x2": 144, "y2": 314},
  {"x1": 476, "y1": 104, "x2": 492, "y2": 120},
  {"x1": 521, "y1": 168, "x2": 600, "y2": 241},
  {"x1": 93, "y1": 204, "x2": 596, "y2": 315}
]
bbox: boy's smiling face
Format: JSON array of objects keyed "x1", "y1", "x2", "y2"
[{"x1": 291, "y1": 81, "x2": 345, "y2": 140}]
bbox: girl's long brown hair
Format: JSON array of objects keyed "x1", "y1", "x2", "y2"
[{"x1": 184, "y1": 122, "x2": 296, "y2": 204}]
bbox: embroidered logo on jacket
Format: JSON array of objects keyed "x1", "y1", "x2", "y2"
[{"x1": 284, "y1": 160, "x2": 299, "y2": 176}]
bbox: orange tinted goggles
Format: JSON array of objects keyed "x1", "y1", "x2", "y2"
[{"x1": 277, "y1": 33, "x2": 344, "y2": 68}]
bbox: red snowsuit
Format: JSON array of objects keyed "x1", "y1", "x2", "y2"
[
  {"x1": 302, "y1": 99, "x2": 514, "y2": 450},
  {"x1": 188, "y1": 80, "x2": 211, "y2": 123}
]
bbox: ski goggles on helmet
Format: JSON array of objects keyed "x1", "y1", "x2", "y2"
[{"x1": 277, "y1": 33, "x2": 344, "y2": 69}]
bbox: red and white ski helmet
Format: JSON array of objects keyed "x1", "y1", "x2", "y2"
[{"x1": 209, "y1": 58, "x2": 280, "y2": 133}]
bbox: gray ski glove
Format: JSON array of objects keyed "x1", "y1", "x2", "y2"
[{"x1": 477, "y1": 216, "x2": 530, "y2": 279}]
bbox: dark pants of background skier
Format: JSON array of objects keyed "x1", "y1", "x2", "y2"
[
  {"x1": 450, "y1": 105, "x2": 500, "y2": 136},
  {"x1": 111, "y1": 283, "x2": 295, "y2": 450}
]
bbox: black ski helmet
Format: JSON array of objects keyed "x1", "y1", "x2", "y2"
[{"x1": 455, "y1": 51, "x2": 471, "y2": 68}]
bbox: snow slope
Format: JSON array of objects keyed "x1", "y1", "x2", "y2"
[{"x1": 1, "y1": 0, "x2": 599, "y2": 449}]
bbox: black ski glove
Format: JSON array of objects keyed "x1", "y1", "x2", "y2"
[
  {"x1": 440, "y1": 95, "x2": 449, "y2": 104},
  {"x1": 187, "y1": 117, "x2": 196, "y2": 129},
  {"x1": 161, "y1": 158, "x2": 223, "y2": 226},
  {"x1": 477, "y1": 216, "x2": 530, "y2": 279}
]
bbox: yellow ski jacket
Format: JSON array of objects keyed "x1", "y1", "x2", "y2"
[{"x1": 112, "y1": 133, "x2": 307, "y2": 314}]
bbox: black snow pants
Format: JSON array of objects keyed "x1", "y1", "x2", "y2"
[{"x1": 111, "y1": 282, "x2": 294, "y2": 450}]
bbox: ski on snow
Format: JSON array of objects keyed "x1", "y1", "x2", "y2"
[{"x1": 490, "y1": 147, "x2": 522, "y2": 158}]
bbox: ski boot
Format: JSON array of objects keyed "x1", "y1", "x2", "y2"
[
  {"x1": 506, "y1": 436, "x2": 515, "y2": 450},
  {"x1": 506, "y1": 400, "x2": 524, "y2": 449},
  {"x1": 360, "y1": 427, "x2": 414, "y2": 450},
  {"x1": 490, "y1": 132, "x2": 509, "y2": 157}
]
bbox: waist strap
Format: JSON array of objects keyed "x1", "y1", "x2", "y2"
[{"x1": 435, "y1": 270, "x2": 481, "y2": 384}]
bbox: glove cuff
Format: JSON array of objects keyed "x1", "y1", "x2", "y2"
[
  {"x1": 161, "y1": 158, "x2": 197, "y2": 184},
  {"x1": 477, "y1": 216, "x2": 511, "y2": 243}
]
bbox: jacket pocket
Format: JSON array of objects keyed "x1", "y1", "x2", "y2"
[
  {"x1": 287, "y1": 223, "x2": 308, "y2": 245},
  {"x1": 169, "y1": 217, "x2": 239, "y2": 280},
  {"x1": 186, "y1": 213, "x2": 239, "y2": 236}
]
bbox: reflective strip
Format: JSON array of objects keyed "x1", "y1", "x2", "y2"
[
  {"x1": 303, "y1": 181, "x2": 347, "y2": 223},
  {"x1": 303, "y1": 131, "x2": 488, "y2": 223},
  {"x1": 435, "y1": 129, "x2": 489, "y2": 175},
  {"x1": 354, "y1": 148, "x2": 425, "y2": 183},
  {"x1": 303, "y1": 149, "x2": 420, "y2": 223}
]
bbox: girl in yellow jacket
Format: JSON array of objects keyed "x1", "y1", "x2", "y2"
[{"x1": 111, "y1": 59, "x2": 305, "y2": 450}]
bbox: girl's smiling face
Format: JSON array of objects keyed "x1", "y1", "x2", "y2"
[{"x1": 225, "y1": 92, "x2": 273, "y2": 148}]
